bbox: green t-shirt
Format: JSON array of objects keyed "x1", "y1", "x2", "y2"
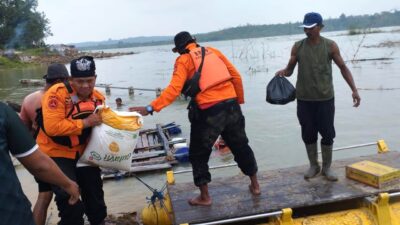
[
  {"x1": 0, "y1": 102, "x2": 37, "y2": 225},
  {"x1": 295, "y1": 36, "x2": 334, "y2": 101}
]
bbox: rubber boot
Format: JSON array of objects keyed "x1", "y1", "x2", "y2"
[
  {"x1": 304, "y1": 143, "x2": 321, "y2": 179},
  {"x1": 321, "y1": 144, "x2": 338, "y2": 181}
]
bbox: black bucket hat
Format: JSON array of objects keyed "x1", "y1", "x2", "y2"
[
  {"x1": 43, "y1": 63, "x2": 69, "y2": 80},
  {"x1": 172, "y1": 31, "x2": 196, "y2": 53}
]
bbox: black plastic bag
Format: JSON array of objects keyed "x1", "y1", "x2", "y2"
[{"x1": 266, "y1": 76, "x2": 296, "y2": 104}]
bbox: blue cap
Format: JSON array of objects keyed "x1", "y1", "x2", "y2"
[{"x1": 300, "y1": 12, "x2": 323, "y2": 28}]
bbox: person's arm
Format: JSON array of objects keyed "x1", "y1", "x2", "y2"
[
  {"x1": 19, "y1": 100, "x2": 33, "y2": 132},
  {"x1": 130, "y1": 57, "x2": 189, "y2": 115},
  {"x1": 275, "y1": 44, "x2": 298, "y2": 77},
  {"x1": 4, "y1": 103, "x2": 80, "y2": 204},
  {"x1": 41, "y1": 88, "x2": 85, "y2": 136},
  {"x1": 331, "y1": 42, "x2": 361, "y2": 107},
  {"x1": 18, "y1": 149, "x2": 80, "y2": 205}
]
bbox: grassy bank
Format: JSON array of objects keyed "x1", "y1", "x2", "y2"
[
  {"x1": 0, "y1": 47, "x2": 135, "y2": 70},
  {"x1": 0, "y1": 56, "x2": 34, "y2": 69}
]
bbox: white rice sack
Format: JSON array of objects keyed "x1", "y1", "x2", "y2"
[{"x1": 79, "y1": 122, "x2": 140, "y2": 171}]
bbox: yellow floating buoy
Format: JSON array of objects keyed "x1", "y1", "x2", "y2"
[{"x1": 141, "y1": 194, "x2": 173, "y2": 225}]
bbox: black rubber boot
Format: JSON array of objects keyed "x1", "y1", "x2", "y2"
[
  {"x1": 304, "y1": 143, "x2": 321, "y2": 179},
  {"x1": 321, "y1": 144, "x2": 338, "y2": 181}
]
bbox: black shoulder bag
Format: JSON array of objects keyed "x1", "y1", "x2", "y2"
[{"x1": 182, "y1": 47, "x2": 206, "y2": 98}]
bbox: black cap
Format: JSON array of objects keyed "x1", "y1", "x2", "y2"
[
  {"x1": 172, "y1": 31, "x2": 195, "y2": 53},
  {"x1": 43, "y1": 63, "x2": 69, "y2": 80},
  {"x1": 70, "y1": 56, "x2": 96, "y2": 77}
]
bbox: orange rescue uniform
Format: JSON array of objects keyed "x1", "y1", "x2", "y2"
[
  {"x1": 150, "y1": 43, "x2": 245, "y2": 111},
  {"x1": 36, "y1": 83, "x2": 105, "y2": 159}
]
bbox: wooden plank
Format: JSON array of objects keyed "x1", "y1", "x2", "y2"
[
  {"x1": 157, "y1": 123, "x2": 170, "y2": 156},
  {"x1": 132, "y1": 156, "x2": 168, "y2": 167},
  {"x1": 135, "y1": 136, "x2": 143, "y2": 149},
  {"x1": 135, "y1": 139, "x2": 186, "y2": 151},
  {"x1": 141, "y1": 133, "x2": 149, "y2": 148},
  {"x1": 169, "y1": 151, "x2": 400, "y2": 225},
  {"x1": 130, "y1": 163, "x2": 172, "y2": 173},
  {"x1": 147, "y1": 133, "x2": 155, "y2": 147},
  {"x1": 131, "y1": 151, "x2": 165, "y2": 160},
  {"x1": 153, "y1": 133, "x2": 159, "y2": 145}
]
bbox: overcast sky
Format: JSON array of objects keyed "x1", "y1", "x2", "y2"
[{"x1": 37, "y1": 0, "x2": 399, "y2": 44}]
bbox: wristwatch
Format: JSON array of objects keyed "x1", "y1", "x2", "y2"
[{"x1": 145, "y1": 105, "x2": 154, "y2": 115}]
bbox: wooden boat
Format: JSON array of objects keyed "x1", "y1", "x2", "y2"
[
  {"x1": 142, "y1": 140, "x2": 400, "y2": 225},
  {"x1": 101, "y1": 122, "x2": 187, "y2": 180}
]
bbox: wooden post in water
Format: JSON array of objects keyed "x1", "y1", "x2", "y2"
[
  {"x1": 128, "y1": 87, "x2": 134, "y2": 96},
  {"x1": 156, "y1": 88, "x2": 162, "y2": 97},
  {"x1": 105, "y1": 85, "x2": 111, "y2": 95}
]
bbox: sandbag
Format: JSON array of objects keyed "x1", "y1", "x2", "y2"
[
  {"x1": 79, "y1": 106, "x2": 143, "y2": 171},
  {"x1": 266, "y1": 76, "x2": 296, "y2": 105}
]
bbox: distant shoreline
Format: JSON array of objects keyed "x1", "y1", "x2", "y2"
[{"x1": 0, "y1": 51, "x2": 135, "y2": 69}]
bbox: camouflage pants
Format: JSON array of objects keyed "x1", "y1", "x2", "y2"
[{"x1": 188, "y1": 99, "x2": 258, "y2": 186}]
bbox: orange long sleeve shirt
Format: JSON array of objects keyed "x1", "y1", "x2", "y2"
[
  {"x1": 36, "y1": 83, "x2": 105, "y2": 159},
  {"x1": 150, "y1": 43, "x2": 245, "y2": 112}
]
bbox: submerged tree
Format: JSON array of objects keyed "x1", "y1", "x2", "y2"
[{"x1": 0, "y1": 0, "x2": 51, "y2": 49}]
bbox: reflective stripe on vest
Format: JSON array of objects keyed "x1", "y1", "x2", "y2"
[{"x1": 189, "y1": 47, "x2": 232, "y2": 91}]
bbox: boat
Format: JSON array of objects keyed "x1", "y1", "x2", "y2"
[
  {"x1": 141, "y1": 140, "x2": 400, "y2": 225},
  {"x1": 212, "y1": 136, "x2": 233, "y2": 161},
  {"x1": 101, "y1": 122, "x2": 188, "y2": 180}
]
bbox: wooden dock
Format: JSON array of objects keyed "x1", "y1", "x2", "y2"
[{"x1": 168, "y1": 151, "x2": 400, "y2": 225}]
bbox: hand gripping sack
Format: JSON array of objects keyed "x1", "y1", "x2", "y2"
[
  {"x1": 266, "y1": 76, "x2": 296, "y2": 105},
  {"x1": 79, "y1": 106, "x2": 143, "y2": 171}
]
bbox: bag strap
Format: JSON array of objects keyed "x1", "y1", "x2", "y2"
[{"x1": 197, "y1": 47, "x2": 206, "y2": 74}]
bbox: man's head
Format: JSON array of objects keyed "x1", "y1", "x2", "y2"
[
  {"x1": 300, "y1": 12, "x2": 324, "y2": 38},
  {"x1": 115, "y1": 97, "x2": 122, "y2": 107},
  {"x1": 172, "y1": 31, "x2": 196, "y2": 54},
  {"x1": 43, "y1": 63, "x2": 69, "y2": 85},
  {"x1": 70, "y1": 56, "x2": 97, "y2": 99}
]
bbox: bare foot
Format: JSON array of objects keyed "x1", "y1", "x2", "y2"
[
  {"x1": 249, "y1": 184, "x2": 261, "y2": 195},
  {"x1": 188, "y1": 195, "x2": 212, "y2": 206}
]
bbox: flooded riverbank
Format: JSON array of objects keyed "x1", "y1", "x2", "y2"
[{"x1": 4, "y1": 26, "x2": 400, "y2": 224}]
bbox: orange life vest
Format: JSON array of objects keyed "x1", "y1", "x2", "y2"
[
  {"x1": 189, "y1": 47, "x2": 232, "y2": 91},
  {"x1": 38, "y1": 82, "x2": 103, "y2": 148}
]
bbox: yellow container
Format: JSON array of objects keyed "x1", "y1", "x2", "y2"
[
  {"x1": 141, "y1": 194, "x2": 173, "y2": 225},
  {"x1": 346, "y1": 160, "x2": 400, "y2": 188}
]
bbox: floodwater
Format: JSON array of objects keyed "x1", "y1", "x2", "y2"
[{"x1": 2, "y1": 26, "x2": 400, "y2": 223}]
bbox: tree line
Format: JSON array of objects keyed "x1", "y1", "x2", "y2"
[
  {"x1": 195, "y1": 10, "x2": 400, "y2": 42},
  {"x1": 1, "y1": 1, "x2": 399, "y2": 51},
  {"x1": 80, "y1": 10, "x2": 400, "y2": 50},
  {"x1": 0, "y1": 0, "x2": 50, "y2": 49}
]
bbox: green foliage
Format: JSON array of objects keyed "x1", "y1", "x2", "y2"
[
  {"x1": 0, "y1": 0, "x2": 51, "y2": 49},
  {"x1": 194, "y1": 10, "x2": 400, "y2": 42},
  {"x1": 348, "y1": 27, "x2": 382, "y2": 35},
  {"x1": 23, "y1": 47, "x2": 49, "y2": 56},
  {"x1": 0, "y1": 56, "x2": 28, "y2": 68}
]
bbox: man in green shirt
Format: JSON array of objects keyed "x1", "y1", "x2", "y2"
[
  {"x1": 276, "y1": 12, "x2": 361, "y2": 181},
  {"x1": 0, "y1": 102, "x2": 80, "y2": 225}
]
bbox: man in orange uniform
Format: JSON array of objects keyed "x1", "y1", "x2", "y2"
[
  {"x1": 37, "y1": 56, "x2": 107, "y2": 225},
  {"x1": 130, "y1": 31, "x2": 260, "y2": 206},
  {"x1": 19, "y1": 63, "x2": 69, "y2": 225}
]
